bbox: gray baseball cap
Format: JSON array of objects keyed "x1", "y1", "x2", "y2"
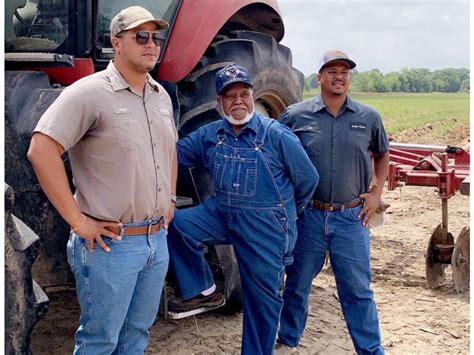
[
  {"x1": 110, "y1": 6, "x2": 169, "y2": 38},
  {"x1": 318, "y1": 49, "x2": 356, "y2": 73}
]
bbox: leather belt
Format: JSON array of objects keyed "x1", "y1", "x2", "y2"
[
  {"x1": 310, "y1": 199, "x2": 363, "y2": 212},
  {"x1": 105, "y1": 222, "x2": 161, "y2": 236}
]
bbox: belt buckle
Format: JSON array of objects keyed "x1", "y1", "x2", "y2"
[
  {"x1": 119, "y1": 225, "x2": 125, "y2": 237},
  {"x1": 328, "y1": 205, "x2": 334, "y2": 212}
]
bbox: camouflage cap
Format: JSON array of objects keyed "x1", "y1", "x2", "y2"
[
  {"x1": 110, "y1": 6, "x2": 169, "y2": 38},
  {"x1": 318, "y1": 49, "x2": 356, "y2": 73}
]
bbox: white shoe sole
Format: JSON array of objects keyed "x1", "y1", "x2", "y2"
[{"x1": 167, "y1": 301, "x2": 226, "y2": 320}]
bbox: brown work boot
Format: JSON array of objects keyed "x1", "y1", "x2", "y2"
[
  {"x1": 274, "y1": 342, "x2": 298, "y2": 354},
  {"x1": 167, "y1": 291, "x2": 225, "y2": 319}
]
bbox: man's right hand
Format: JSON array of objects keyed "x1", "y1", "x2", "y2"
[{"x1": 74, "y1": 216, "x2": 122, "y2": 253}]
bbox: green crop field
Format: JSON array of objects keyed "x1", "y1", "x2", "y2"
[{"x1": 302, "y1": 90, "x2": 470, "y2": 143}]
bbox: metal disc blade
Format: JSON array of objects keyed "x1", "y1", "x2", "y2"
[
  {"x1": 452, "y1": 227, "x2": 470, "y2": 293},
  {"x1": 426, "y1": 225, "x2": 447, "y2": 288}
]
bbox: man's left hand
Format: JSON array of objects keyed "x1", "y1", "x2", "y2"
[{"x1": 358, "y1": 191, "x2": 381, "y2": 226}]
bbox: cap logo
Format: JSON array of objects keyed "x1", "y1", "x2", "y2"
[{"x1": 224, "y1": 67, "x2": 240, "y2": 79}]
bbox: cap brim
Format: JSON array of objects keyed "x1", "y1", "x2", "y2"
[
  {"x1": 320, "y1": 58, "x2": 356, "y2": 72},
  {"x1": 218, "y1": 80, "x2": 253, "y2": 95},
  {"x1": 123, "y1": 18, "x2": 170, "y2": 31}
]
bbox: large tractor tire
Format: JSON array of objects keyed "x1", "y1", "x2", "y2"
[
  {"x1": 5, "y1": 71, "x2": 72, "y2": 288},
  {"x1": 175, "y1": 30, "x2": 304, "y2": 308},
  {"x1": 5, "y1": 72, "x2": 70, "y2": 352},
  {"x1": 5, "y1": 183, "x2": 49, "y2": 354}
]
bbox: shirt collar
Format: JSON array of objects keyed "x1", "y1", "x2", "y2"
[
  {"x1": 145, "y1": 74, "x2": 161, "y2": 92},
  {"x1": 312, "y1": 94, "x2": 357, "y2": 113},
  {"x1": 106, "y1": 61, "x2": 160, "y2": 93},
  {"x1": 312, "y1": 95, "x2": 326, "y2": 113},
  {"x1": 345, "y1": 96, "x2": 357, "y2": 112}
]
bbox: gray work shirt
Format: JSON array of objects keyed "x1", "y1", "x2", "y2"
[
  {"x1": 34, "y1": 61, "x2": 178, "y2": 223},
  {"x1": 278, "y1": 95, "x2": 388, "y2": 204}
]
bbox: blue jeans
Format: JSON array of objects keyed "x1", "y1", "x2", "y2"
[
  {"x1": 168, "y1": 197, "x2": 294, "y2": 355},
  {"x1": 279, "y1": 205, "x2": 384, "y2": 355},
  {"x1": 67, "y1": 219, "x2": 169, "y2": 355}
]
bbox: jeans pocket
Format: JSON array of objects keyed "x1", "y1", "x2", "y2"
[
  {"x1": 66, "y1": 232, "x2": 76, "y2": 273},
  {"x1": 348, "y1": 204, "x2": 364, "y2": 223},
  {"x1": 92, "y1": 236, "x2": 116, "y2": 250}
]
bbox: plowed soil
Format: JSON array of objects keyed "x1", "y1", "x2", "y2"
[{"x1": 30, "y1": 129, "x2": 470, "y2": 354}]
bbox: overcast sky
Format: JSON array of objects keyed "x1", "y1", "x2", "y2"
[{"x1": 278, "y1": 0, "x2": 470, "y2": 76}]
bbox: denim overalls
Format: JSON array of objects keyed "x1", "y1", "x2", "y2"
[{"x1": 169, "y1": 118, "x2": 298, "y2": 355}]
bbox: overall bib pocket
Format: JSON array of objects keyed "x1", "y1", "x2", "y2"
[{"x1": 213, "y1": 152, "x2": 258, "y2": 197}]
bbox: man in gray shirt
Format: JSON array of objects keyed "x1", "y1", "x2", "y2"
[
  {"x1": 27, "y1": 6, "x2": 177, "y2": 354},
  {"x1": 276, "y1": 50, "x2": 389, "y2": 354}
]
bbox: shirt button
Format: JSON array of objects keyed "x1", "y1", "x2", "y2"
[
  {"x1": 158, "y1": 187, "x2": 162, "y2": 192},
  {"x1": 153, "y1": 143, "x2": 157, "y2": 147},
  {"x1": 156, "y1": 165, "x2": 160, "y2": 169}
]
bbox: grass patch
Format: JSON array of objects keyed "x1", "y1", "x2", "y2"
[{"x1": 302, "y1": 91, "x2": 469, "y2": 138}]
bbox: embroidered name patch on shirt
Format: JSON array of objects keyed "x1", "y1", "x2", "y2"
[
  {"x1": 350, "y1": 122, "x2": 367, "y2": 131},
  {"x1": 114, "y1": 107, "x2": 130, "y2": 114}
]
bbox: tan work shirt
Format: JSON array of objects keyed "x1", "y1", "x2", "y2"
[{"x1": 34, "y1": 61, "x2": 177, "y2": 223}]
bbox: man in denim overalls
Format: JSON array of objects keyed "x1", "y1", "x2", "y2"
[{"x1": 167, "y1": 64, "x2": 319, "y2": 354}]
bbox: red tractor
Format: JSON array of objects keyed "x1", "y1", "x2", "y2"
[{"x1": 4, "y1": 0, "x2": 303, "y2": 352}]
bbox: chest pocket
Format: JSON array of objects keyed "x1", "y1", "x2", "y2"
[
  {"x1": 348, "y1": 125, "x2": 371, "y2": 157},
  {"x1": 112, "y1": 106, "x2": 148, "y2": 150},
  {"x1": 145, "y1": 106, "x2": 176, "y2": 151},
  {"x1": 213, "y1": 152, "x2": 258, "y2": 197},
  {"x1": 157, "y1": 111, "x2": 176, "y2": 149}
]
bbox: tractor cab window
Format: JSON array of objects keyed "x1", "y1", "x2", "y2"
[
  {"x1": 6, "y1": 0, "x2": 69, "y2": 52},
  {"x1": 96, "y1": 0, "x2": 180, "y2": 62}
]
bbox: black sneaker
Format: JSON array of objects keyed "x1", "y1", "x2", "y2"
[{"x1": 167, "y1": 291, "x2": 226, "y2": 319}]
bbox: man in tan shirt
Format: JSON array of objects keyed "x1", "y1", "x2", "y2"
[{"x1": 27, "y1": 6, "x2": 177, "y2": 354}]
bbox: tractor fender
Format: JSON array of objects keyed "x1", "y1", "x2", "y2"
[{"x1": 158, "y1": 0, "x2": 284, "y2": 82}]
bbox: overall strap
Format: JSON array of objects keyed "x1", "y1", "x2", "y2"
[
  {"x1": 253, "y1": 117, "x2": 275, "y2": 148},
  {"x1": 253, "y1": 117, "x2": 286, "y2": 205},
  {"x1": 207, "y1": 129, "x2": 226, "y2": 166}
]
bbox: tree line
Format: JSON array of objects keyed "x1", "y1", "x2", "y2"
[{"x1": 305, "y1": 68, "x2": 470, "y2": 93}]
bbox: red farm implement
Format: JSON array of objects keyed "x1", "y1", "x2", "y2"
[{"x1": 388, "y1": 142, "x2": 470, "y2": 292}]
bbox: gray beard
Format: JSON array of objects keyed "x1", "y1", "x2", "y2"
[
  {"x1": 217, "y1": 102, "x2": 254, "y2": 125},
  {"x1": 224, "y1": 110, "x2": 254, "y2": 125}
]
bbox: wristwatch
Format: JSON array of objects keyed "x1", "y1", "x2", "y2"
[{"x1": 171, "y1": 193, "x2": 177, "y2": 204}]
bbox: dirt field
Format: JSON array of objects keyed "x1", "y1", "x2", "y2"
[{"x1": 30, "y1": 130, "x2": 470, "y2": 354}]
